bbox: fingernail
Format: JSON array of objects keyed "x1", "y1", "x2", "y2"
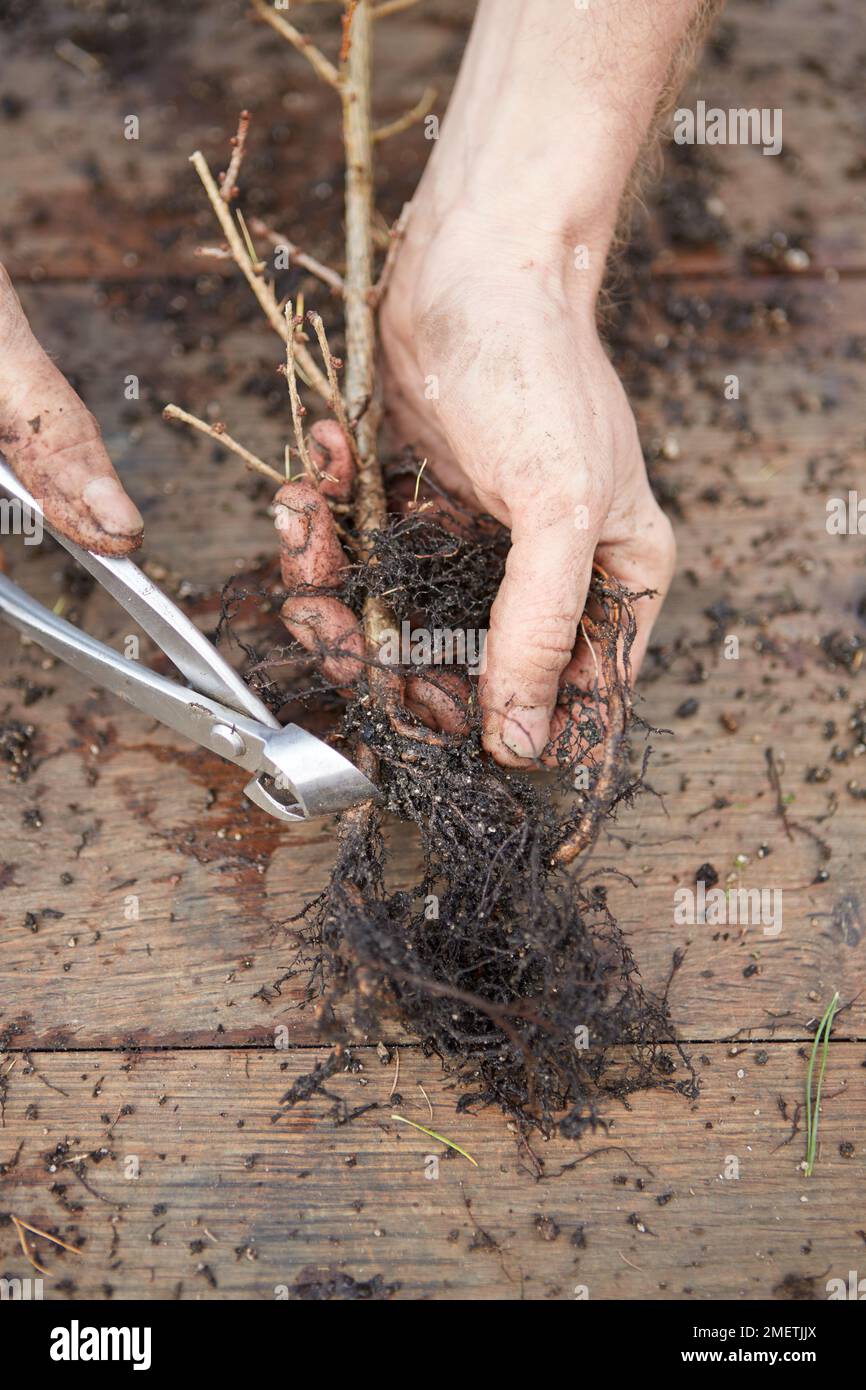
[
  {"x1": 273, "y1": 501, "x2": 305, "y2": 546},
  {"x1": 502, "y1": 706, "x2": 550, "y2": 759},
  {"x1": 82, "y1": 477, "x2": 143, "y2": 536}
]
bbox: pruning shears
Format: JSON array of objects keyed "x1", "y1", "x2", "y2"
[{"x1": 0, "y1": 456, "x2": 378, "y2": 821}]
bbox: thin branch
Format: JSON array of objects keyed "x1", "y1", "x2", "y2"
[
  {"x1": 163, "y1": 404, "x2": 284, "y2": 485},
  {"x1": 249, "y1": 217, "x2": 345, "y2": 296},
  {"x1": 236, "y1": 209, "x2": 267, "y2": 273},
  {"x1": 11, "y1": 1215, "x2": 49, "y2": 1276},
  {"x1": 219, "y1": 108, "x2": 250, "y2": 202},
  {"x1": 194, "y1": 244, "x2": 233, "y2": 260},
  {"x1": 372, "y1": 0, "x2": 419, "y2": 18},
  {"x1": 284, "y1": 304, "x2": 316, "y2": 479},
  {"x1": 372, "y1": 212, "x2": 393, "y2": 251},
  {"x1": 373, "y1": 85, "x2": 436, "y2": 142},
  {"x1": 339, "y1": 0, "x2": 394, "y2": 665},
  {"x1": 11, "y1": 1213, "x2": 82, "y2": 1277},
  {"x1": 253, "y1": 0, "x2": 396, "y2": 688},
  {"x1": 189, "y1": 149, "x2": 332, "y2": 403},
  {"x1": 370, "y1": 200, "x2": 411, "y2": 305},
  {"x1": 306, "y1": 310, "x2": 359, "y2": 465},
  {"x1": 341, "y1": 10, "x2": 384, "y2": 506},
  {"x1": 249, "y1": 0, "x2": 342, "y2": 88}
]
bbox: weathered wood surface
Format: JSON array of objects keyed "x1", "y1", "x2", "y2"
[
  {"x1": 1, "y1": 1046, "x2": 864, "y2": 1301},
  {"x1": 0, "y1": 0, "x2": 864, "y2": 1300},
  {"x1": 2, "y1": 273, "x2": 862, "y2": 1046}
]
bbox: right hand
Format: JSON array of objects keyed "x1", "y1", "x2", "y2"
[
  {"x1": 379, "y1": 215, "x2": 676, "y2": 768},
  {"x1": 0, "y1": 262, "x2": 143, "y2": 557}
]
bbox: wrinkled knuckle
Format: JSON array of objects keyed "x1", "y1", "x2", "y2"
[
  {"x1": 516, "y1": 617, "x2": 576, "y2": 677},
  {"x1": 43, "y1": 407, "x2": 105, "y2": 460}
]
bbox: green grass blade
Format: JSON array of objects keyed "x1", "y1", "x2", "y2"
[
  {"x1": 804, "y1": 990, "x2": 840, "y2": 1177},
  {"x1": 391, "y1": 1113, "x2": 479, "y2": 1167}
]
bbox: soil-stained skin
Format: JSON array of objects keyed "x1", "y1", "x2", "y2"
[{"x1": 0, "y1": 266, "x2": 143, "y2": 557}]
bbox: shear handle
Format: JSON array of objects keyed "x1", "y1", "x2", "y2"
[
  {"x1": 0, "y1": 572, "x2": 318, "y2": 818},
  {"x1": 0, "y1": 454, "x2": 277, "y2": 726}
]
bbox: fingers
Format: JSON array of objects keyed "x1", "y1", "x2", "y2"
[
  {"x1": 597, "y1": 505, "x2": 676, "y2": 678},
  {"x1": 280, "y1": 595, "x2": 365, "y2": 688},
  {"x1": 308, "y1": 419, "x2": 354, "y2": 501},
  {"x1": 404, "y1": 670, "x2": 471, "y2": 734},
  {"x1": 0, "y1": 265, "x2": 143, "y2": 556},
  {"x1": 480, "y1": 506, "x2": 599, "y2": 767},
  {"x1": 275, "y1": 479, "x2": 349, "y2": 588},
  {"x1": 274, "y1": 477, "x2": 365, "y2": 687},
  {"x1": 564, "y1": 493, "x2": 676, "y2": 693}
]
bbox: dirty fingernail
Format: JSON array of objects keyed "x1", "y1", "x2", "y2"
[
  {"x1": 502, "y1": 706, "x2": 550, "y2": 759},
  {"x1": 82, "y1": 476, "x2": 143, "y2": 536}
]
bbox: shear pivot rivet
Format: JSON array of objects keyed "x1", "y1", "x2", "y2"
[{"x1": 211, "y1": 723, "x2": 245, "y2": 757}]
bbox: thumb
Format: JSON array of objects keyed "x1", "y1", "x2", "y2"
[
  {"x1": 480, "y1": 507, "x2": 597, "y2": 766},
  {"x1": 0, "y1": 265, "x2": 143, "y2": 556}
]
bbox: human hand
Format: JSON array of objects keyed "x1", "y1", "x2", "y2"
[
  {"x1": 379, "y1": 211, "x2": 675, "y2": 767},
  {"x1": 0, "y1": 262, "x2": 143, "y2": 556},
  {"x1": 371, "y1": 0, "x2": 710, "y2": 765}
]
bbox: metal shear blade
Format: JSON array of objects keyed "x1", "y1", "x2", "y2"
[{"x1": 0, "y1": 457, "x2": 378, "y2": 821}]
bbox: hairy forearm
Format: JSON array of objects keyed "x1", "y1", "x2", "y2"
[{"x1": 412, "y1": 0, "x2": 713, "y2": 293}]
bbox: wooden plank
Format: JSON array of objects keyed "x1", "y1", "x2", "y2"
[
  {"x1": 0, "y1": 0, "x2": 461, "y2": 282},
  {"x1": 598, "y1": 268, "x2": 866, "y2": 1030},
  {"x1": 0, "y1": 0, "x2": 862, "y2": 1308},
  {"x1": 647, "y1": 0, "x2": 866, "y2": 274},
  {"x1": 0, "y1": 1043, "x2": 862, "y2": 1300}
]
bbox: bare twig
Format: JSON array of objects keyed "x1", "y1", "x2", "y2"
[
  {"x1": 163, "y1": 404, "x2": 284, "y2": 485},
  {"x1": 236, "y1": 209, "x2": 267, "y2": 273},
  {"x1": 373, "y1": 85, "x2": 436, "y2": 142},
  {"x1": 284, "y1": 304, "x2": 316, "y2": 479},
  {"x1": 340, "y1": 0, "x2": 392, "y2": 649},
  {"x1": 194, "y1": 244, "x2": 233, "y2": 260},
  {"x1": 249, "y1": 217, "x2": 345, "y2": 296},
  {"x1": 370, "y1": 200, "x2": 410, "y2": 305},
  {"x1": 372, "y1": 0, "x2": 419, "y2": 19},
  {"x1": 249, "y1": 0, "x2": 342, "y2": 88},
  {"x1": 189, "y1": 149, "x2": 332, "y2": 403},
  {"x1": 253, "y1": 0, "x2": 398, "y2": 703},
  {"x1": 11, "y1": 1213, "x2": 83, "y2": 1277},
  {"x1": 219, "y1": 108, "x2": 251, "y2": 202},
  {"x1": 371, "y1": 211, "x2": 394, "y2": 251},
  {"x1": 306, "y1": 310, "x2": 359, "y2": 466}
]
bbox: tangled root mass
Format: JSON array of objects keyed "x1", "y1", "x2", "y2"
[{"x1": 227, "y1": 505, "x2": 694, "y2": 1138}]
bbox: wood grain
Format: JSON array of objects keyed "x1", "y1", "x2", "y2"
[
  {"x1": 0, "y1": 1044, "x2": 862, "y2": 1300},
  {"x1": 1, "y1": 274, "x2": 863, "y2": 1046},
  {"x1": 0, "y1": 0, "x2": 864, "y2": 1304}
]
